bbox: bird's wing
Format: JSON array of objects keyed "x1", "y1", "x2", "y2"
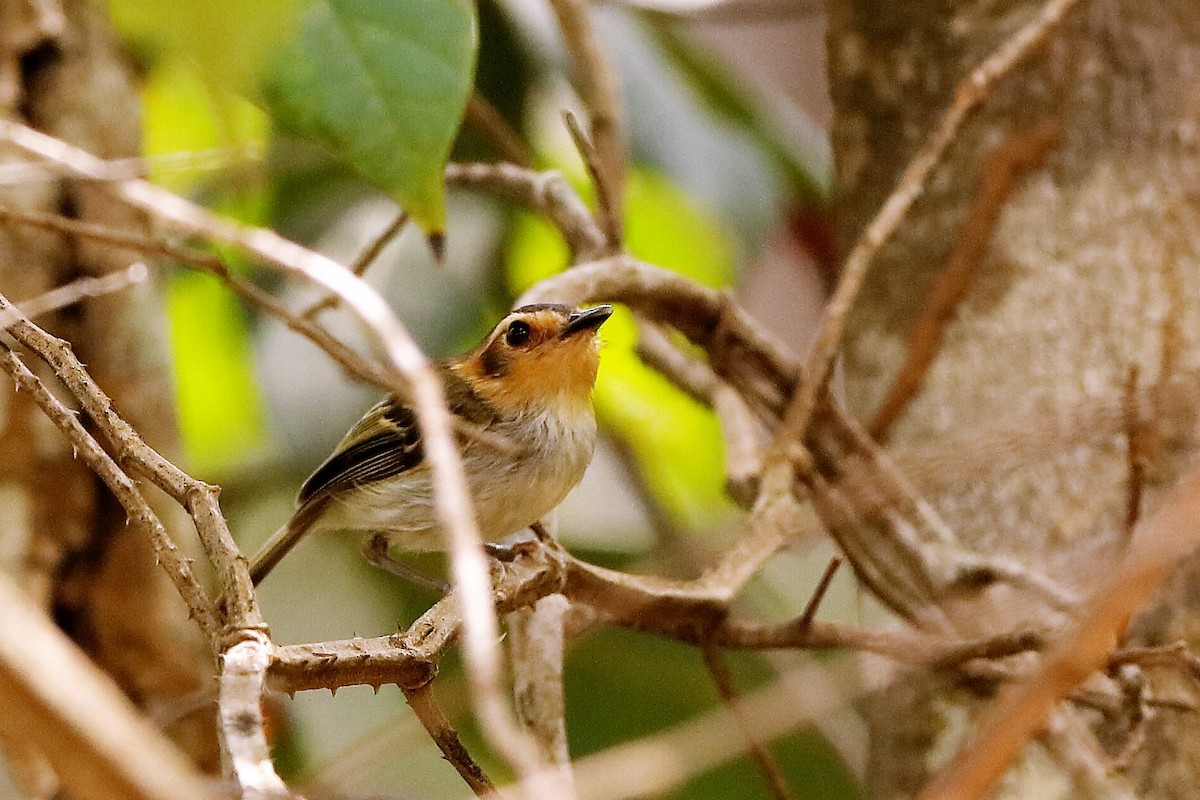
[{"x1": 298, "y1": 397, "x2": 424, "y2": 503}]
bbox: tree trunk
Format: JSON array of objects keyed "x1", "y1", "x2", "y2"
[
  {"x1": 828, "y1": 0, "x2": 1200, "y2": 796},
  {"x1": 0, "y1": 0, "x2": 218, "y2": 791}
]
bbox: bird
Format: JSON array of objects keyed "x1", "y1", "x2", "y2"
[{"x1": 248, "y1": 303, "x2": 613, "y2": 586}]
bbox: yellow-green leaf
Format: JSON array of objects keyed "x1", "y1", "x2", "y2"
[{"x1": 166, "y1": 270, "x2": 266, "y2": 474}]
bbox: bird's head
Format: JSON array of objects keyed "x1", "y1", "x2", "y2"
[{"x1": 455, "y1": 304, "x2": 613, "y2": 414}]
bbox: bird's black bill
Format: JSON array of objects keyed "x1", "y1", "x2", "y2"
[{"x1": 562, "y1": 304, "x2": 613, "y2": 337}]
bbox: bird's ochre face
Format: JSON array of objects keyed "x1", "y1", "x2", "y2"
[{"x1": 458, "y1": 304, "x2": 612, "y2": 413}]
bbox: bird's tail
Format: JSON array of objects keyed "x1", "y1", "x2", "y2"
[{"x1": 247, "y1": 499, "x2": 328, "y2": 585}]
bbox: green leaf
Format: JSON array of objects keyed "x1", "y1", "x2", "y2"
[{"x1": 263, "y1": 0, "x2": 479, "y2": 232}]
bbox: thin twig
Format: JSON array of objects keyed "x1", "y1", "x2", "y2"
[
  {"x1": 0, "y1": 341, "x2": 220, "y2": 640},
  {"x1": 300, "y1": 211, "x2": 410, "y2": 319},
  {"x1": 0, "y1": 202, "x2": 389, "y2": 387},
  {"x1": 868, "y1": 120, "x2": 1062, "y2": 439},
  {"x1": 634, "y1": 321, "x2": 766, "y2": 506},
  {"x1": 1110, "y1": 641, "x2": 1200, "y2": 682},
  {"x1": 794, "y1": 557, "x2": 842, "y2": 639},
  {"x1": 563, "y1": 110, "x2": 622, "y2": 252},
  {"x1": 446, "y1": 161, "x2": 607, "y2": 260},
  {"x1": 5, "y1": 261, "x2": 149, "y2": 325},
  {"x1": 0, "y1": 122, "x2": 542, "y2": 793},
  {"x1": 777, "y1": 0, "x2": 1087, "y2": 452},
  {"x1": 700, "y1": 643, "x2": 797, "y2": 800},
  {"x1": 1122, "y1": 364, "x2": 1151, "y2": 547},
  {"x1": 0, "y1": 295, "x2": 261, "y2": 630},
  {"x1": 465, "y1": 93, "x2": 537, "y2": 169},
  {"x1": 403, "y1": 683, "x2": 501, "y2": 799},
  {"x1": 0, "y1": 204, "x2": 513, "y2": 454},
  {"x1": 547, "y1": 0, "x2": 626, "y2": 232},
  {"x1": 604, "y1": 428, "x2": 698, "y2": 572},
  {"x1": 606, "y1": 0, "x2": 823, "y2": 22}
]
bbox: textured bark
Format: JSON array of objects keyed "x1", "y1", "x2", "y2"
[
  {"x1": 0, "y1": 0, "x2": 218, "y2": 786},
  {"x1": 828, "y1": 0, "x2": 1200, "y2": 797}
]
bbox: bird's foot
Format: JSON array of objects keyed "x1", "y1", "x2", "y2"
[{"x1": 361, "y1": 534, "x2": 449, "y2": 595}]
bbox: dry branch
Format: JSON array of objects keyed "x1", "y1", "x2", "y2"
[
  {"x1": 404, "y1": 684, "x2": 500, "y2": 798},
  {"x1": 0, "y1": 310, "x2": 220, "y2": 640},
  {"x1": 547, "y1": 0, "x2": 626, "y2": 243},
  {"x1": 446, "y1": 161, "x2": 607, "y2": 260},
  {"x1": 700, "y1": 643, "x2": 797, "y2": 800}
]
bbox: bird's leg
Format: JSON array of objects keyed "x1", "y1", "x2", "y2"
[
  {"x1": 530, "y1": 520, "x2": 553, "y2": 543},
  {"x1": 360, "y1": 533, "x2": 449, "y2": 595}
]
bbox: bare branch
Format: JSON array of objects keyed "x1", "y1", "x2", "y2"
[
  {"x1": 700, "y1": 643, "x2": 797, "y2": 800},
  {"x1": 547, "y1": 0, "x2": 626, "y2": 225},
  {"x1": 446, "y1": 161, "x2": 607, "y2": 260},
  {"x1": 465, "y1": 93, "x2": 537, "y2": 169},
  {"x1": 868, "y1": 120, "x2": 1062, "y2": 440},
  {"x1": 300, "y1": 210, "x2": 410, "y2": 319},
  {"x1": 795, "y1": 557, "x2": 842, "y2": 637},
  {"x1": 509, "y1": 593, "x2": 575, "y2": 796},
  {"x1": 220, "y1": 633, "x2": 289, "y2": 798},
  {"x1": 0, "y1": 295, "x2": 259, "y2": 631},
  {"x1": 563, "y1": 109, "x2": 622, "y2": 251},
  {"x1": 0, "y1": 121, "x2": 540, "y2": 791},
  {"x1": 0, "y1": 326, "x2": 219, "y2": 640},
  {"x1": 5, "y1": 261, "x2": 149, "y2": 325}
]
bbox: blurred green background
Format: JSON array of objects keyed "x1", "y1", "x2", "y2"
[{"x1": 107, "y1": 0, "x2": 865, "y2": 797}]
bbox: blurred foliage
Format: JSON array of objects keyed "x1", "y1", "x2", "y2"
[
  {"x1": 108, "y1": 0, "x2": 855, "y2": 796},
  {"x1": 646, "y1": 22, "x2": 830, "y2": 208},
  {"x1": 112, "y1": 0, "x2": 306, "y2": 98},
  {"x1": 165, "y1": 270, "x2": 266, "y2": 473},
  {"x1": 565, "y1": 629, "x2": 863, "y2": 800}
]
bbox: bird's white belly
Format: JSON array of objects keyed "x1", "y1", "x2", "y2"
[{"x1": 316, "y1": 408, "x2": 595, "y2": 551}]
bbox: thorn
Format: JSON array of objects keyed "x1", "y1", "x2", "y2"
[
  {"x1": 329, "y1": 686, "x2": 338, "y2": 697},
  {"x1": 371, "y1": 683, "x2": 381, "y2": 695},
  {"x1": 427, "y1": 231, "x2": 446, "y2": 264}
]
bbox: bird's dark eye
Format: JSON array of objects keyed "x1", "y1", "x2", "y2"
[{"x1": 505, "y1": 320, "x2": 532, "y2": 347}]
